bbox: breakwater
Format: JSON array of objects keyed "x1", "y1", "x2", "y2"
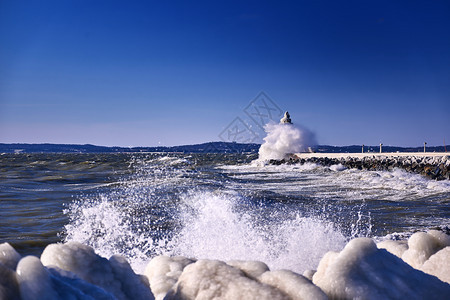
[{"x1": 270, "y1": 153, "x2": 450, "y2": 180}]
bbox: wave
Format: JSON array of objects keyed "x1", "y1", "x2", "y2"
[
  {"x1": 257, "y1": 122, "x2": 317, "y2": 161},
  {"x1": 64, "y1": 188, "x2": 350, "y2": 275}
]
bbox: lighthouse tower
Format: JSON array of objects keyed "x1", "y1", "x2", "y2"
[{"x1": 280, "y1": 111, "x2": 292, "y2": 124}]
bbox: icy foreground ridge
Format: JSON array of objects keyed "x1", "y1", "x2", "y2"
[{"x1": 1, "y1": 231, "x2": 449, "y2": 300}]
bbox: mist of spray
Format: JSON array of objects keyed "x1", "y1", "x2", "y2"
[{"x1": 258, "y1": 122, "x2": 317, "y2": 161}]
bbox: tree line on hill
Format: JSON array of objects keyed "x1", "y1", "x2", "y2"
[{"x1": 0, "y1": 143, "x2": 447, "y2": 154}]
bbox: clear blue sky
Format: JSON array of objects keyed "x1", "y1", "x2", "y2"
[{"x1": 1, "y1": 0, "x2": 449, "y2": 147}]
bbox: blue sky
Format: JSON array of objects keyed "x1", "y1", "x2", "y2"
[{"x1": 1, "y1": 0, "x2": 449, "y2": 147}]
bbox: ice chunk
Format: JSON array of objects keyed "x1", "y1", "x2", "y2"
[
  {"x1": 16, "y1": 256, "x2": 60, "y2": 300},
  {"x1": 227, "y1": 260, "x2": 269, "y2": 279},
  {"x1": 329, "y1": 164, "x2": 346, "y2": 171},
  {"x1": 377, "y1": 239, "x2": 408, "y2": 258},
  {"x1": 259, "y1": 269, "x2": 327, "y2": 300},
  {"x1": 428, "y1": 230, "x2": 450, "y2": 247},
  {"x1": 47, "y1": 267, "x2": 115, "y2": 300},
  {"x1": 0, "y1": 262, "x2": 20, "y2": 300},
  {"x1": 421, "y1": 247, "x2": 450, "y2": 284},
  {"x1": 313, "y1": 237, "x2": 450, "y2": 299},
  {"x1": 41, "y1": 241, "x2": 153, "y2": 300},
  {"x1": 109, "y1": 255, "x2": 154, "y2": 300},
  {"x1": 165, "y1": 259, "x2": 288, "y2": 299},
  {"x1": 145, "y1": 255, "x2": 195, "y2": 300},
  {"x1": 402, "y1": 231, "x2": 447, "y2": 269},
  {"x1": 302, "y1": 269, "x2": 316, "y2": 281},
  {"x1": 0, "y1": 242, "x2": 22, "y2": 270},
  {"x1": 11, "y1": 247, "x2": 115, "y2": 300}
]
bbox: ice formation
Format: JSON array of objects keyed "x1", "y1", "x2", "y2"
[
  {"x1": 40, "y1": 242, "x2": 153, "y2": 300},
  {"x1": 313, "y1": 237, "x2": 450, "y2": 299},
  {"x1": 144, "y1": 256, "x2": 195, "y2": 300},
  {"x1": 1, "y1": 232, "x2": 449, "y2": 300},
  {"x1": 280, "y1": 111, "x2": 292, "y2": 124},
  {"x1": 0, "y1": 242, "x2": 21, "y2": 270},
  {"x1": 378, "y1": 230, "x2": 450, "y2": 284},
  {"x1": 164, "y1": 259, "x2": 288, "y2": 299}
]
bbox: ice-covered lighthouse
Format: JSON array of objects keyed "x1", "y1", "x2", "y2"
[{"x1": 280, "y1": 111, "x2": 292, "y2": 124}]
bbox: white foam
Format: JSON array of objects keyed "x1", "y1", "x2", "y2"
[
  {"x1": 157, "y1": 156, "x2": 190, "y2": 165},
  {"x1": 165, "y1": 190, "x2": 347, "y2": 274},
  {"x1": 222, "y1": 162, "x2": 450, "y2": 203},
  {"x1": 63, "y1": 195, "x2": 153, "y2": 273},
  {"x1": 63, "y1": 155, "x2": 197, "y2": 274}
]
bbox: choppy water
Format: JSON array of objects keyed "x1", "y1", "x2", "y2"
[{"x1": 1, "y1": 152, "x2": 449, "y2": 274}]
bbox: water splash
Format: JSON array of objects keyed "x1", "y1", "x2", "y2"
[
  {"x1": 165, "y1": 190, "x2": 347, "y2": 273},
  {"x1": 258, "y1": 122, "x2": 317, "y2": 161},
  {"x1": 63, "y1": 155, "x2": 190, "y2": 273},
  {"x1": 63, "y1": 154, "x2": 378, "y2": 275},
  {"x1": 63, "y1": 195, "x2": 153, "y2": 272}
]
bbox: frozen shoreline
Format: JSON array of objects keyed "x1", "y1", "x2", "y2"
[
  {"x1": 295, "y1": 152, "x2": 449, "y2": 159},
  {"x1": 1, "y1": 231, "x2": 449, "y2": 299},
  {"x1": 274, "y1": 152, "x2": 450, "y2": 180}
]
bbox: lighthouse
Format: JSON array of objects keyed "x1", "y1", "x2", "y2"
[{"x1": 280, "y1": 111, "x2": 292, "y2": 124}]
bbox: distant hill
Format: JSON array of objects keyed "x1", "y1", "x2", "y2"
[
  {"x1": 0, "y1": 142, "x2": 260, "y2": 154},
  {"x1": 0, "y1": 143, "x2": 447, "y2": 154}
]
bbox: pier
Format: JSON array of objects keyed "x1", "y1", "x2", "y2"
[
  {"x1": 270, "y1": 152, "x2": 450, "y2": 180},
  {"x1": 294, "y1": 152, "x2": 448, "y2": 159}
]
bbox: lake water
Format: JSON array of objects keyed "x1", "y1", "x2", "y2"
[{"x1": 1, "y1": 152, "x2": 449, "y2": 274}]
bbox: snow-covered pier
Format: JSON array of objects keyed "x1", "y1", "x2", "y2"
[{"x1": 273, "y1": 152, "x2": 450, "y2": 180}]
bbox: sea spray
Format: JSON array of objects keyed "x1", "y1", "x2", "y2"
[
  {"x1": 166, "y1": 190, "x2": 347, "y2": 273},
  {"x1": 258, "y1": 122, "x2": 316, "y2": 161},
  {"x1": 62, "y1": 155, "x2": 193, "y2": 273},
  {"x1": 63, "y1": 195, "x2": 154, "y2": 273},
  {"x1": 64, "y1": 185, "x2": 349, "y2": 274}
]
